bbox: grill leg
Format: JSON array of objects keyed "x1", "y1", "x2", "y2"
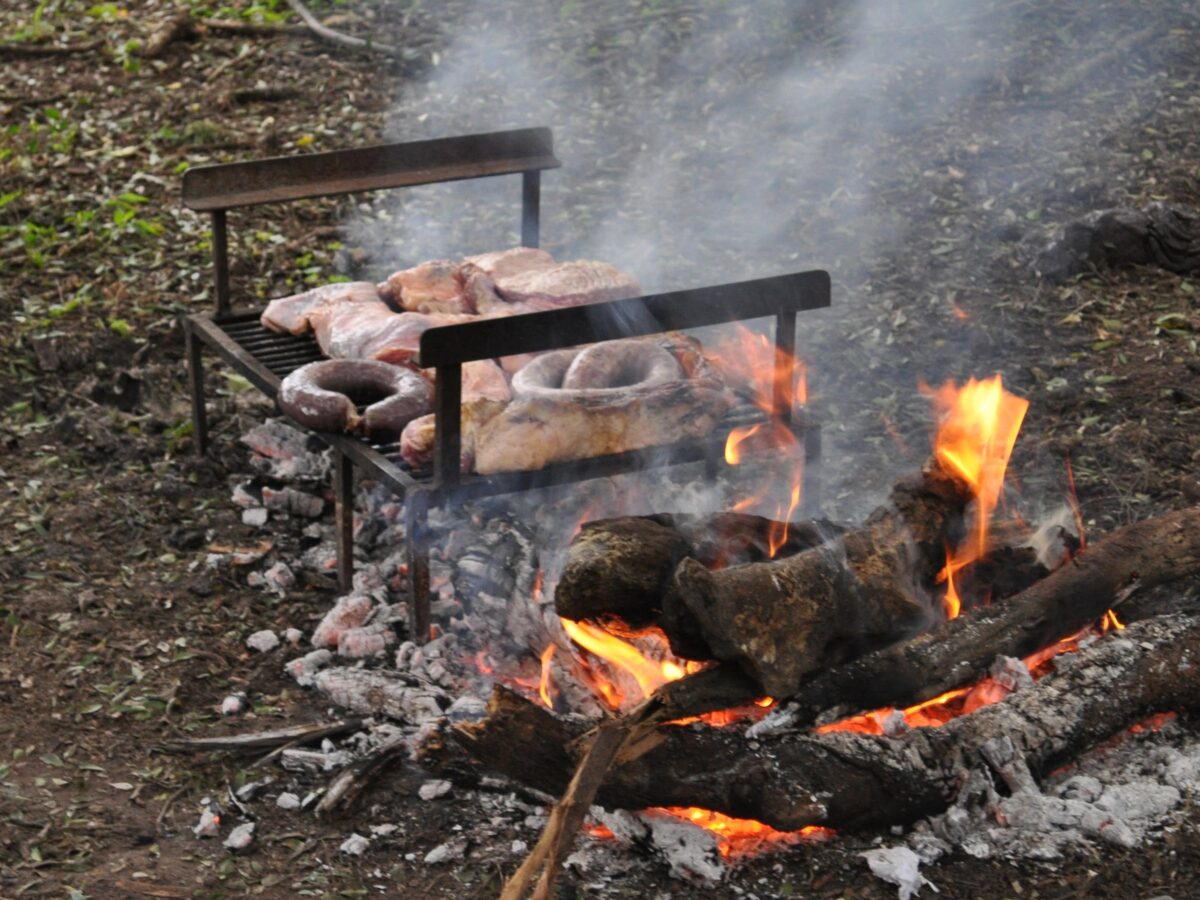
[
  {"x1": 334, "y1": 451, "x2": 355, "y2": 593},
  {"x1": 185, "y1": 321, "x2": 209, "y2": 456},
  {"x1": 405, "y1": 491, "x2": 431, "y2": 643}
]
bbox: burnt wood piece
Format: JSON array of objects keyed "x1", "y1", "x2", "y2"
[
  {"x1": 452, "y1": 615, "x2": 1200, "y2": 832},
  {"x1": 555, "y1": 513, "x2": 839, "y2": 626},
  {"x1": 785, "y1": 504, "x2": 1200, "y2": 723},
  {"x1": 664, "y1": 460, "x2": 974, "y2": 695}
]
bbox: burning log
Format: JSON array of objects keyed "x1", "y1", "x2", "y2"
[
  {"x1": 783, "y1": 504, "x2": 1200, "y2": 724},
  {"x1": 555, "y1": 460, "x2": 975, "y2": 694},
  {"x1": 451, "y1": 614, "x2": 1200, "y2": 833},
  {"x1": 554, "y1": 512, "x2": 840, "y2": 626}
]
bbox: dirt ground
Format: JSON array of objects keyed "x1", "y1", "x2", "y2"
[{"x1": 2, "y1": 1, "x2": 1199, "y2": 898}]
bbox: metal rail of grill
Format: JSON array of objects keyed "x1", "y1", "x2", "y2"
[{"x1": 180, "y1": 128, "x2": 830, "y2": 641}]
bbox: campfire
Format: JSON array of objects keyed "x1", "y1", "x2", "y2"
[{"x1": 193, "y1": 306, "x2": 1200, "y2": 898}]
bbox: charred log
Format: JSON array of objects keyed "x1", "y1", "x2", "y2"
[
  {"x1": 554, "y1": 512, "x2": 838, "y2": 626},
  {"x1": 664, "y1": 461, "x2": 974, "y2": 694},
  {"x1": 450, "y1": 615, "x2": 1200, "y2": 832},
  {"x1": 785, "y1": 505, "x2": 1200, "y2": 722}
]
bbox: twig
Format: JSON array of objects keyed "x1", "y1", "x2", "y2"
[
  {"x1": 163, "y1": 718, "x2": 363, "y2": 754},
  {"x1": 0, "y1": 40, "x2": 103, "y2": 59},
  {"x1": 282, "y1": 0, "x2": 401, "y2": 56}
]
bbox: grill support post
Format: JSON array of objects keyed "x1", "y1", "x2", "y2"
[
  {"x1": 211, "y1": 209, "x2": 231, "y2": 317},
  {"x1": 522, "y1": 170, "x2": 540, "y2": 248},
  {"x1": 405, "y1": 491, "x2": 432, "y2": 642},
  {"x1": 184, "y1": 320, "x2": 209, "y2": 456},
  {"x1": 335, "y1": 450, "x2": 355, "y2": 593}
]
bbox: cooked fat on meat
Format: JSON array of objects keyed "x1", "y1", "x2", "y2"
[
  {"x1": 376, "y1": 260, "x2": 472, "y2": 315},
  {"x1": 472, "y1": 376, "x2": 729, "y2": 474},
  {"x1": 495, "y1": 260, "x2": 640, "y2": 308},
  {"x1": 401, "y1": 335, "x2": 730, "y2": 474},
  {"x1": 463, "y1": 246, "x2": 555, "y2": 281},
  {"x1": 261, "y1": 282, "x2": 383, "y2": 335},
  {"x1": 356, "y1": 312, "x2": 476, "y2": 367}
]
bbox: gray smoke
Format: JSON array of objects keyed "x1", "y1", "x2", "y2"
[{"x1": 347, "y1": 0, "x2": 1186, "y2": 517}]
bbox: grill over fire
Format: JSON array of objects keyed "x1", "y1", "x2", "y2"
[{"x1": 179, "y1": 128, "x2": 1200, "y2": 890}]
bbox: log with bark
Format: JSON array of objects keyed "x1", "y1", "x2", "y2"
[
  {"x1": 554, "y1": 512, "x2": 842, "y2": 626},
  {"x1": 558, "y1": 459, "x2": 979, "y2": 694},
  {"x1": 447, "y1": 614, "x2": 1200, "y2": 832}
]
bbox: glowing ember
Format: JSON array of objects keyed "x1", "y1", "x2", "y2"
[
  {"x1": 817, "y1": 609, "x2": 1125, "y2": 735},
  {"x1": 923, "y1": 375, "x2": 1029, "y2": 618},
  {"x1": 652, "y1": 808, "x2": 833, "y2": 858}
]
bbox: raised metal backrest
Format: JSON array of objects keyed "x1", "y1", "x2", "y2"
[
  {"x1": 181, "y1": 128, "x2": 561, "y2": 316},
  {"x1": 416, "y1": 270, "x2": 832, "y2": 487}
]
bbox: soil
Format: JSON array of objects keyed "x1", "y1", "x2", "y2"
[{"x1": 2, "y1": 1, "x2": 1199, "y2": 898}]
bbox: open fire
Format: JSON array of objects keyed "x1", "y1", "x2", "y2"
[{"x1": 484, "y1": 367, "x2": 1141, "y2": 859}]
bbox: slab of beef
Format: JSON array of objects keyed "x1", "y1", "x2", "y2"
[
  {"x1": 463, "y1": 246, "x2": 555, "y2": 281},
  {"x1": 376, "y1": 247, "x2": 557, "y2": 316},
  {"x1": 495, "y1": 260, "x2": 640, "y2": 308},
  {"x1": 261, "y1": 282, "x2": 383, "y2": 335},
  {"x1": 353, "y1": 311, "x2": 476, "y2": 367},
  {"x1": 376, "y1": 260, "x2": 471, "y2": 315}
]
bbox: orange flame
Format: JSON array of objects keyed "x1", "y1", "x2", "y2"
[
  {"x1": 560, "y1": 618, "x2": 685, "y2": 703},
  {"x1": 817, "y1": 609, "x2": 1125, "y2": 735},
  {"x1": 538, "y1": 644, "x2": 556, "y2": 710},
  {"x1": 924, "y1": 375, "x2": 1029, "y2": 618},
  {"x1": 712, "y1": 325, "x2": 808, "y2": 558},
  {"x1": 651, "y1": 808, "x2": 832, "y2": 858}
]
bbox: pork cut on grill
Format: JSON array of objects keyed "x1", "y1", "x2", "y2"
[
  {"x1": 261, "y1": 250, "x2": 731, "y2": 473},
  {"x1": 399, "y1": 335, "x2": 730, "y2": 474}
]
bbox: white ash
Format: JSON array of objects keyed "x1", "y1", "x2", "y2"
[
  {"x1": 861, "y1": 846, "x2": 935, "y2": 900},
  {"x1": 424, "y1": 836, "x2": 468, "y2": 865},
  {"x1": 311, "y1": 594, "x2": 375, "y2": 649},
  {"x1": 285, "y1": 648, "x2": 333, "y2": 687},
  {"x1": 315, "y1": 667, "x2": 447, "y2": 723},
  {"x1": 241, "y1": 419, "x2": 330, "y2": 482},
  {"x1": 234, "y1": 777, "x2": 273, "y2": 802},
  {"x1": 220, "y1": 694, "x2": 245, "y2": 716},
  {"x1": 275, "y1": 792, "x2": 301, "y2": 810},
  {"x1": 419, "y1": 779, "x2": 452, "y2": 800},
  {"x1": 909, "y1": 715, "x2": 1200, "y2": 863},
  {"x1": 280, "y1": 744, "x2": 354, "y2": 774},
  {"x1": 223, "y1": 822, "x2": 256, "y2": 851},
  {"x1": 593, "y1": 808, "x2": 726, "y2": 883},
  {"x1": 247, "y1": 561, "x2": 295, "y2": 596},
  {"x1": 262, "y1": 485, "x2": 325, "y2": 518},
  {"x1": 246, "y1": 630, "x2": 279, "y2": 653},
  {"x1": 192, "y1": 805, "x2": 221, "y2": 839},
  {"x1": 370, "y1": 823, "x2": 400, "y2": 837},
  {"x1": 339, "y1": 833, "x2": 371, "y2": 856},
  {"x1": 231, "y1": 481, "x2": 262, "y2": 509},
  {"x1": 285, "y1": 627, "x2": 303, "y2": 646},
  {"x1": 338, "y1": 624, "x2": 397, "y2": 659},
  {"x1": 242, "y1": 507, "x2": 269, "y2": 528}
]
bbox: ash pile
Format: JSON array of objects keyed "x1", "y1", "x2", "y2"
[{"x1": 190, "y1": 416, "x2": 1200, "y2": 891}]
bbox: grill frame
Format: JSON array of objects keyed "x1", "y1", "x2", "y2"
[{"x1": 180, "y1": 128, "x2": 830, "y2": 640}]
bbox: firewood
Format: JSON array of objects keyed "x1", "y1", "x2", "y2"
[
  {"x1": 554, "y1": 512, "x2": 838, "y2": 626},
  {"x1": 784, "y1": 505, "x2": 1200, "y2": 723},
  {"x1": 663, "y1": 460, "x2": 975, "y2": 695},
  {"x1": 452, "y1": 614, "x2": 1200, "y2": 833}
]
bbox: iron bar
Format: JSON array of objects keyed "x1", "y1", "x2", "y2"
[
  {"x1": 185, "y1": 320, "x2": 209, "y2": 455},
  {"x1": 335, "y1": 450, "x2": 354, "y2": 593},
  {"x1": 522, "y1": 170, "x2": 541, "y2": 248},
  {"x1": 212, "y1": 209, "x2": 230, "y2": 317}
]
